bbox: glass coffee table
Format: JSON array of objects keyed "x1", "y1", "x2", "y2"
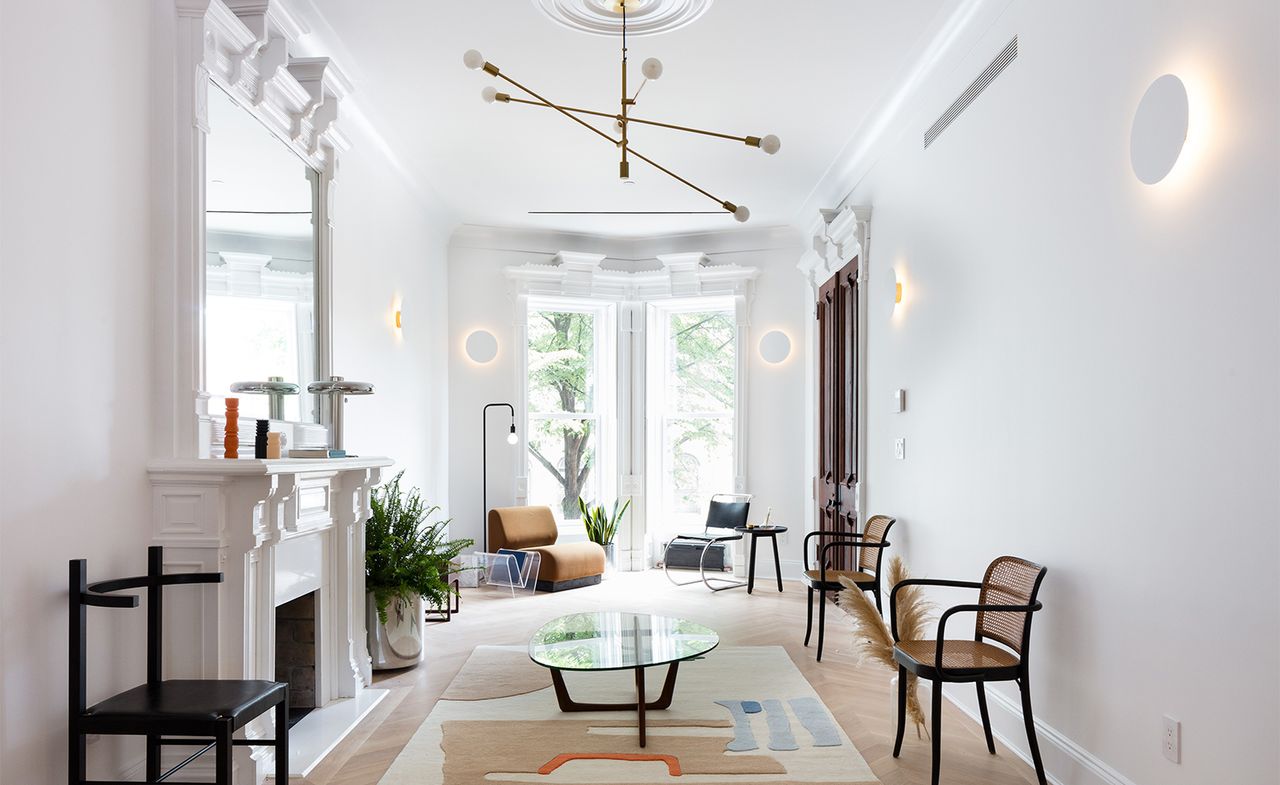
[{"x1": 529, "y1": 611, "x2": 719, "y2": 747}]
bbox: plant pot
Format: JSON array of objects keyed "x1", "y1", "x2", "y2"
[
  {"x1": 890, "y1": 674, "x2": 933, "y2": 742},
  {"x1": 602, "y1": 542, "x2": 617, "y2": 577},
  {"x1": 367, "y1": 592, "x2": 423, "y2": 671}
]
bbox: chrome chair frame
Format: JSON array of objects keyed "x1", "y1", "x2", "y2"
[{"x1": 662, "y1": 493, "x2": 752, "y2": 592}]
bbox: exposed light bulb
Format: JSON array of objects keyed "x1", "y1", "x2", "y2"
[
  {"x1": 620, "y1": 176, "x2": 636, "y2": 186},
  {"x1": 506, "y1": 428, "x2": 519, "y2": 445},
  {"x1": 463, "y1": 49, "x2": 485, "y2": 70},
  {"x1": 481, "y1": 86, "x2": 498, "y2": 104},
  {"x1": 734, "y1": 204, "x2": 751, "y2": 223},
  {"x1": 641, "y1": 57, "x2": 664, "y2": 80},
  {"x1": 760, "y1": 134, "x2": 781, "y2": 155}
]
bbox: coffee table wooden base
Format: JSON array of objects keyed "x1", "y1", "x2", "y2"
[{"x1": 548, "y1": 662, "x2": 681, "y2": 748}]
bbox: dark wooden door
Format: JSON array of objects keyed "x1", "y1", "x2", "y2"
[{"x1": 816, "y1": 257, "x2": 860, "y2": 569}]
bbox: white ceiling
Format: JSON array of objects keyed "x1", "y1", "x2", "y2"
[{"x1": 305, "y1": 0, "x2": 949, "y2": 236}]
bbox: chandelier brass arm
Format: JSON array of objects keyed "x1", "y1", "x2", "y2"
[
  {"x1": 492, "y1": 92, "x2": 771, "y2": 149},
  {"x1": 474, "y1": 57, "x2": 747, "y2": 220}
]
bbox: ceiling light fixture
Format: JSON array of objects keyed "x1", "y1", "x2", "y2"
[{"x1": 465, "y1": 1, "x2": 778, "y2": 222}]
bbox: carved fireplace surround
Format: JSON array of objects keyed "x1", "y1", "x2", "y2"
[{"x1": 149, "y1": 456, "x2": 392, "y2": 780}]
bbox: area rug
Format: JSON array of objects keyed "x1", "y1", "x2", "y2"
[{"x1": 378, "y1": 645, "x2": 880, "y2": 784}]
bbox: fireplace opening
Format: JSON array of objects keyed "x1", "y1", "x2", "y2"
[{"x1": 275, "y1": 591, "x2": 318, "y2": 727}]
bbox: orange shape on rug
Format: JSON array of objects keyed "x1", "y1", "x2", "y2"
[{"x1": 537, "y1": 753, "x2": 683, "y2": 776}]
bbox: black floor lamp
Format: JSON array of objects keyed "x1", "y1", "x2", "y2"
[{"x1": 482, "y1": 402, "x2": 518, "y2": 552}]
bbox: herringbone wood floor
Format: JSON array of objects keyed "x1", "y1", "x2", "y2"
[{"x1": 289, "y1": 570, "x2": 1042, "y2": 785}]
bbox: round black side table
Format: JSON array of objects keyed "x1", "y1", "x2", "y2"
[{"x1": 733, "y1": 525, "x2": 788, "y2": 594}]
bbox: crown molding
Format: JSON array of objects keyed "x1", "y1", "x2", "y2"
[
  {"x1": 791, "y1": 0, "x2": 1014, "y2": 225},
  {"x1": 450, "y1": 223, "x2": 802, "y2": 262}
]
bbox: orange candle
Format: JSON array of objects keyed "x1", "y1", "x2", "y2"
[{"x1": 224, "y1": 398, "x2": 239, "y2": 459}]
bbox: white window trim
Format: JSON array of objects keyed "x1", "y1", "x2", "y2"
[
  {"x1": 644, "y1": 295, "x2": 745, "y2": 553},
  {"x1": 518, "y1": 295, "x2": 618, "y2": 535}
]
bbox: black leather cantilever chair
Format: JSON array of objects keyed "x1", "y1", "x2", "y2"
[
  {"x1": 70, "y1": 546, "x2": 288, "y2": 785},
  {"x1": 662, "y1": 494, "x2": 751, "y2": 591}
]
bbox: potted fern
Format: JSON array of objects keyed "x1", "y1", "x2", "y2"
[
  {"x1": 366, "y1": 471, "x2": 471, "y2": 670},
  {"x1": 578, "y1": 496, "x2": 631, "y2": 576}
]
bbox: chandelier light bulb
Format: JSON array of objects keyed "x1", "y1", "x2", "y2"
[
  {"x1": 641, "y1": 57, "x2": 664, "y2": 80},
  {"x1": 734, "y1": 204, "x2": 751, "y2": 223},
  {"x1": 463, "y1": 49, "x2": 485, "y2": 70},
  {"x1": 760, "y1": 134, "x2": 781, "y2": 155},
  {"x1": 481, "y1": 86, "x2": 498, "y2": 104}
]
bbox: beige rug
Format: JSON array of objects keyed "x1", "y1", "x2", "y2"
[{"x1": 379, "y1": 645, "x2": 880, "y2": 784}]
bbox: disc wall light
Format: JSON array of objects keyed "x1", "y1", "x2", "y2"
[
  {"x1": 1130, "y1": 74, "x2": 1189, "y2": 185},
  {"x1": 465, "y1": 330, "x2": 499, "y2": 364}
]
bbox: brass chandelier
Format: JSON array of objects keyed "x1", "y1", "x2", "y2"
[{"x1": 464, "y1": 1, "x2": 779, "y2": 222}]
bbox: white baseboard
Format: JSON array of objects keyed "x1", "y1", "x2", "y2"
[{"x1": 942, "y1": 684, "x2": 1137, "y2": 785}]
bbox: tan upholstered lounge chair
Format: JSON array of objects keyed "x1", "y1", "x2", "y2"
[{"x1": 487, "y1": 506, "x2": 606, "y2": 592}]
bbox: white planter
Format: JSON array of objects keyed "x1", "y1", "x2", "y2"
[{"x1": 367, "y1": 592, "x2": 423, "y2": 670}]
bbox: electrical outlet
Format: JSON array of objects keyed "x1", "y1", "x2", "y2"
[
  {"x1": 1162, "y1": 715, "x2": 1180, "y2": 763},
  {"x1": 894, "y1": 438, "x2": 906, "y2": 460}
]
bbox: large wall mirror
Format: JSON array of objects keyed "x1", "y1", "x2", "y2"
[{"x1": 205, "y1": 85, "x2": 320, "y2": 424}]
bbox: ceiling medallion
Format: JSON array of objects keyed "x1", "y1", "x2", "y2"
[
  {"x1": 532, "y1": 0, "x2": 714, "y2": 38},
  {"x1": 466, "y1": 1, "x2": 778, "y2": 221}
]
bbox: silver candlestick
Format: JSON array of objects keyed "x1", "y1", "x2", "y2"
[
  {"x1": 306, "y1": 376, "x2": 375, "y2": 452},
  {"x1": 229, "y1": 377, "x2": 300, "y2": 421}
]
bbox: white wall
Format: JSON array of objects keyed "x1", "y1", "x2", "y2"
[
  {"x1": 0, "y1": 1, "x2": 457, "y2": 781},
  {"x1": 446, "y1": 226, "x2": 810, "y2": 579},
  {"x1": 835, "y1": 0, "x2": 1279, "y2": 782},
  {"x1": 1, "y1": 1, "x2": 156, "y2": 781},
  {"x1": 331, "y1": 131, "x2": 455, "y2": 507}
]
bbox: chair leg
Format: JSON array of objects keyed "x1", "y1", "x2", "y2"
[
  {"x1": 146, "y1": 734, "x2": 161, "y2": 782},
  {"x1": 276, "y1": 690, "x2": 291, "y2": 783},
  {"x1": 69, "y1": 728, "x2": 85, "y2": 785},
  {"x1": 873, "y1": 585, "x2": 883, "y2": 614},
  {"x1": 215, "y1": 720, "x2": 234, "y2": 785},
  {"x1": 930, "y1": 678, "x2": 943, "y2": 785},
  {"x1": 976, "y1": 681, "x2": 996, "y2": 754},
  {"x1": 804, "y1": 587, "x2": 814, "y2": 646},
  {"x1": 1019, "y1": 678, "x2": 1048, "y2": 785},
  {"x1": 816, "y1": 587, "x2": 827, "y2": 662},
  {"x1": 892, "y1": 665, "x2": 908, "y2": 757}
]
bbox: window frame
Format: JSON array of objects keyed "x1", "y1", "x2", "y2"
[
  {"x1": 644, "y1": 295, "x2": 744, "y2": 539},
  {"x1": 519, "y1": 296, "x2": 618, "y2": 534}
]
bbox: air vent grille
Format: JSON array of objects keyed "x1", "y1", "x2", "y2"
[{"x1": 924, "y1": 36, "x2": 1018, "y2": 149}]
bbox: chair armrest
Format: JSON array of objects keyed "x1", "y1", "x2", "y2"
[
  {"x1": 160, "y1": 572, "x2": 225, "y2": 586},
  {"x1": 815, "y1": 539, "x2": 891, "y2": 582},
  {"x1": 802, "y1": 530, "x2": 872, "y2": 570},
  {"x1": 931, "y1": 601, "x2": 1044, "y2": 674},
  {"x1": 889, "y1": 578, "x2": 984, "y2": 641}
]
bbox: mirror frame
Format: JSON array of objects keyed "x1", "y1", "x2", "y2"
[{"x1": 158, "y1": 0, "x2": 351, "y2": 459}]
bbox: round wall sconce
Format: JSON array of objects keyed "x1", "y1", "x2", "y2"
[
  {"x1": 465, "y1": 329, "x2": 499, "y2": 363},
  {"x1": 1130, "y1": 74, "x2": 1189, "y2": 185},
  {"x1": 394, "y1": 309, "x2": 402, "y2": 330},
  {"x1": 758, "y1": 330, "x2": 791, "y2": 364}
]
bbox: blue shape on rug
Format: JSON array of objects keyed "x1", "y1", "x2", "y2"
[
  {"x1": 715, "y1": 700, "x2": 759, "y2": 751},
  {"x1": 741, "y1": 700, "x2": 762, "y2": 714},
  {"x1": 762, "y1": 699, "x2": 799, "y2": 751},
  {"x1": 789, "y1": 697, "x2": 843, "y2": 746}
]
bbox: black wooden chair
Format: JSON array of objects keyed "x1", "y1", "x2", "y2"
[
  {"x1": 662, "y1": 493, "x2": 751, "y2": 591},
  {"x1": 70, "y1": 546, "x2": 288, "y2": 785},
  {"x1": 890, "y1": 555, "x2": 1049, "y2": 785},
  {"x1": 801, "y1": 514, "x2": 895, "y2": 661}
]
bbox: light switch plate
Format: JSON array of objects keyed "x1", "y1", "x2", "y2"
[
  {"x1": 892, "y1": 389, "x2": 905, "y2": 412},
  {"x1": 1162, "y1": 715, "x2": 1180, "y2": 763},
  {"x1": 894, "y1": 438, "x2": 906, "y2": 460}
]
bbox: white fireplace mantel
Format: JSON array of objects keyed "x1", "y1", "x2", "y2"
[{"x1": 148, "y1": 455, "x2": 393, "y2": 781}]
